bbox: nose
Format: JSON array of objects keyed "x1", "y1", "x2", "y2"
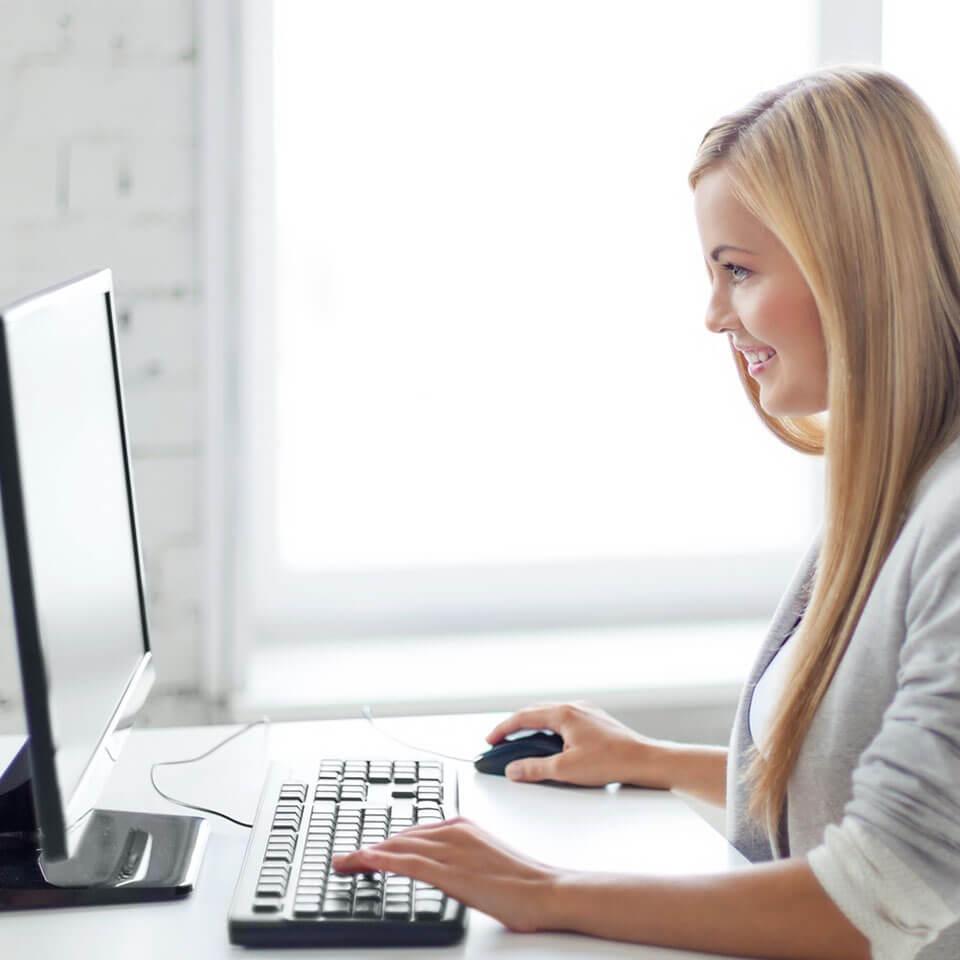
[{"x1": 704, "y1": 289, "x2": 739, "y2": 337}]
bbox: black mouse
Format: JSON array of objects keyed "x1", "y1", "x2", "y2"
[{"x1": 474, "y1": 729, "x2": 565, "y2": 776}]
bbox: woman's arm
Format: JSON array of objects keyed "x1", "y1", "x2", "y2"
[
  {"x1": 646, "y1": 741, "x2": 728, "y2": 807},
  {"x1": 333, "y1": 819, "x2": 870, "y2": 960},
  {"x1": 548, "y1": 855, "x2": 869, "y2": 960}
]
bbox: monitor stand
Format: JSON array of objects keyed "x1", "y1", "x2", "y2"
[{"x1": 0, "y1": 741, "x2": 208, "y2": 910}]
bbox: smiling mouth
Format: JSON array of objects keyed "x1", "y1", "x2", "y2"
[{"x1": 747, "y1": 352, "x2": 777, "y2": 376}]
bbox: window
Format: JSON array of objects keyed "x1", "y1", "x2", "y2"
[
  {"x1": 882, "y1": 1, "x2": 960, "y2": 150},
  {"x1": 245, "y1": 1, "x2": 823, "y2": 644}
]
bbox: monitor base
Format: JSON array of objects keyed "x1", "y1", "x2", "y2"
[{"x1": 0, "y1": 807, "x2": 208, "y2": 910}]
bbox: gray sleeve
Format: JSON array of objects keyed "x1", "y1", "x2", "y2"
[
  {"x1": 843, "y1": 510, "x2": 960, "y2": 912},
  {"x1": 807, "y1": 818, "x2": 956, "y2": 959}
]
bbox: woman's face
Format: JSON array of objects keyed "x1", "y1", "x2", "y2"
[{"x1": 693, "y1": 166, "x2": 828, "y2": 416}]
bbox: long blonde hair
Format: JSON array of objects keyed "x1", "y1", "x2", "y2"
[{"x1": 688, "y1": 64, "x2": 960, "y2": 836}]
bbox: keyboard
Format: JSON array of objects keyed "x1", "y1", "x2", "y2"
[{"x1": 227, "y1": 758, "x2": 467, "y2": 947}]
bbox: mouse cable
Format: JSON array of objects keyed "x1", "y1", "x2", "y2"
[
  {"x1": 360, "y1": 705, "x2": 476, "y2": 763},
  {"x1": 149, "y1": 717, "x2": 270, "y2": 829}
]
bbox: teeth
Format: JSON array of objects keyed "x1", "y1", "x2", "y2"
[{"x1": 746, "y1": 349, "x2": 775, "y2": 364}]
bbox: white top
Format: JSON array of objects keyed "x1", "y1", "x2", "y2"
[{"x1": 748, "y1": 622, "x2": 800, "y2": 756}]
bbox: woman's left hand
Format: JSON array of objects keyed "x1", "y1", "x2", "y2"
[{"x1": 331, "y1": 817, "x2": 560, "y2": 933}]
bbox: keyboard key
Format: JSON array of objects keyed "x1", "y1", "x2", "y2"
[
  {"x1": 353, "y1": 899, "x2": 381, "y2": 917},
  {"x1": 415, "y1": 884, "x2": 445, "y2": 896},
  {"x1": 252, "y1": 900, "x2": 282, "y2": 913},
  {"x1": 255, "y1": 883, "x2": 286, "y2": 898},
  {"x1": 266, "y1": 837, "x2": 295, "y2": 848},
  {"x1": 322, "y1": 897, "x2": 353, "y2": 916},
  {"x1": 415, "y1": 899, "x2": 445, "y2": 919},
  {"x1": 326, "y1": 878, "x2": 355, "y2": 892},
  {"x1": 266, "y1": 839, "x2": 296, "y2": 851},
  {"x1": 297, "y1": 878, "x2": 325, "y2": 889},
  {"x1": 263, "y1": 849, "x2": 294, "y2": 863},
  {"x1": 293, "y1": 902, "x2": 321, "y2": 917},
  {"x1": 384, "y1": 899, "x2": 412, "y2": 918},
  {"x1": 295, "y1": 886, "x2": 323, "y2": 897}
]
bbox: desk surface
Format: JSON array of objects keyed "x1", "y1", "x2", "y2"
[{"x1": 0, "y1": 712, "x2": 749, "y2": 959}]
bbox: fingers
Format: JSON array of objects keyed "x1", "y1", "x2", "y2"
[
  {"x1": 332, "y1": 847, "x2": 381, "y2": 873},
  {"x1": 358, "y1": 834, "x2": 450, "y2": 860},
  {"x1": 334, "y1": 850, "x2": 445, "y2": 888},
  {"x1": 333, "y1": 828, "x2": 468, "y2": 880},
  {"x1": 486, "y1": 704, "x2": 568, "y2": 744},
  {"x1": 332, "y1": 819, "x2": 472, "y2": 874},
  {"x1": 503, "y1": 754, "x2": 563, "y2": 782}
]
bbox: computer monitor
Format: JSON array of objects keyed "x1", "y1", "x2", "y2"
[{"x1": 0, "y1": 269, "x2": 207, "y2": 909}]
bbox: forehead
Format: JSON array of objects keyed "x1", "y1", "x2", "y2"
[{"x1": 694, "y1": 168, "x2": 767, "y2": 251}]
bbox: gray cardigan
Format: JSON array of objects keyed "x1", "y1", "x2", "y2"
[{"x1": 727, "y1": 432, "x2": 960, "y2": 959}]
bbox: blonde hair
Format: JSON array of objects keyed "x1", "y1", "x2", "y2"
[{"x1": 688, "y1": 64, "x2": 960, "y2": 837}]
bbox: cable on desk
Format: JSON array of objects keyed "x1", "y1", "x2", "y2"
[
  {"x1": 361, "y1": 705, "x2": 476, "y2": 762},
  {"x1": 149, "y1": 718, "x2": 270, "y2": 828}
]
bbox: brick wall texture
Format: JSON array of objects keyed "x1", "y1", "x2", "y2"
[{"x1": 0, "y1": 1, "x2": 203, "y2": 694}]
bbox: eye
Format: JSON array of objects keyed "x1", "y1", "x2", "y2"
[{"x1": 723, "y1": 262, "x2": 751, "y2": 284}]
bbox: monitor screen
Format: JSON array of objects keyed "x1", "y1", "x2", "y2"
[{"x1": 0, "y1": 269, "x2": 152, "y2": 858}]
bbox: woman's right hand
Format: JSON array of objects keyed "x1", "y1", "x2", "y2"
[{"x1": 485, "y1": 700, "x2": 676, "y2": 789}]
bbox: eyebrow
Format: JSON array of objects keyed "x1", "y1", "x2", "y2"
[{"x1": 710, "y1": 245, "x2": 754, "y2": 261}]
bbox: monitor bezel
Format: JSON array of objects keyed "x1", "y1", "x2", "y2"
[{"x1": 0, "y1": 268, "x2": 155, "y2": 861}]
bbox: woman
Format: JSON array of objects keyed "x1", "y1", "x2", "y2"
[{"x1": 335, "y1": 64, "x2": 960, "y2": 960}]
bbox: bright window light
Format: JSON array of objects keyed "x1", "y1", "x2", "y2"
[
  {"x1": 882, "y1": 0, "x2": 960, "y2": 155},
  {"x1": 268, "y1": 1, "x2": 819, "y2": 579}
]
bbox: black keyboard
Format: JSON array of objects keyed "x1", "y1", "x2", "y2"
[{"x1": 227, "y1": 758, "x2": 467, "y2": 947}]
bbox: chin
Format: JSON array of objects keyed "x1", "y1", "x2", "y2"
[{"x1": 760, "y1": 392, "x2": 825, "y2": 418}]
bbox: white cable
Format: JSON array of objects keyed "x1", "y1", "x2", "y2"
[{"x1": 360, "y1": 705, "x2": 476, "y2": 762}]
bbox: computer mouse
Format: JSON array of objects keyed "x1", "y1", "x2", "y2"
[{"x1": 474, "y1": 729, "x2": 565, "y2": 776}]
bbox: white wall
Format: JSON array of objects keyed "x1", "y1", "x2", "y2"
[{"x1": 0, "y1": 1, "x2": 203, "y2": 706}]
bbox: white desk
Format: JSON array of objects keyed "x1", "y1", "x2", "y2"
[{"x1": 0, "y1": 713, "x2": 749, "y2": 959}]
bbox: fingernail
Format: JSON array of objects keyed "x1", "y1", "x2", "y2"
[{"x1": 505, "y1": 764, "x2": 521, "y2": 780}]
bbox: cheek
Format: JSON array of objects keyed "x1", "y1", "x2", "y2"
[
  {"x1": 740, "y1": 286, "x2": 784, "y2": 343},
  {"x1": 747, "y1": 284, "x2": 819, "y2": 352}
]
